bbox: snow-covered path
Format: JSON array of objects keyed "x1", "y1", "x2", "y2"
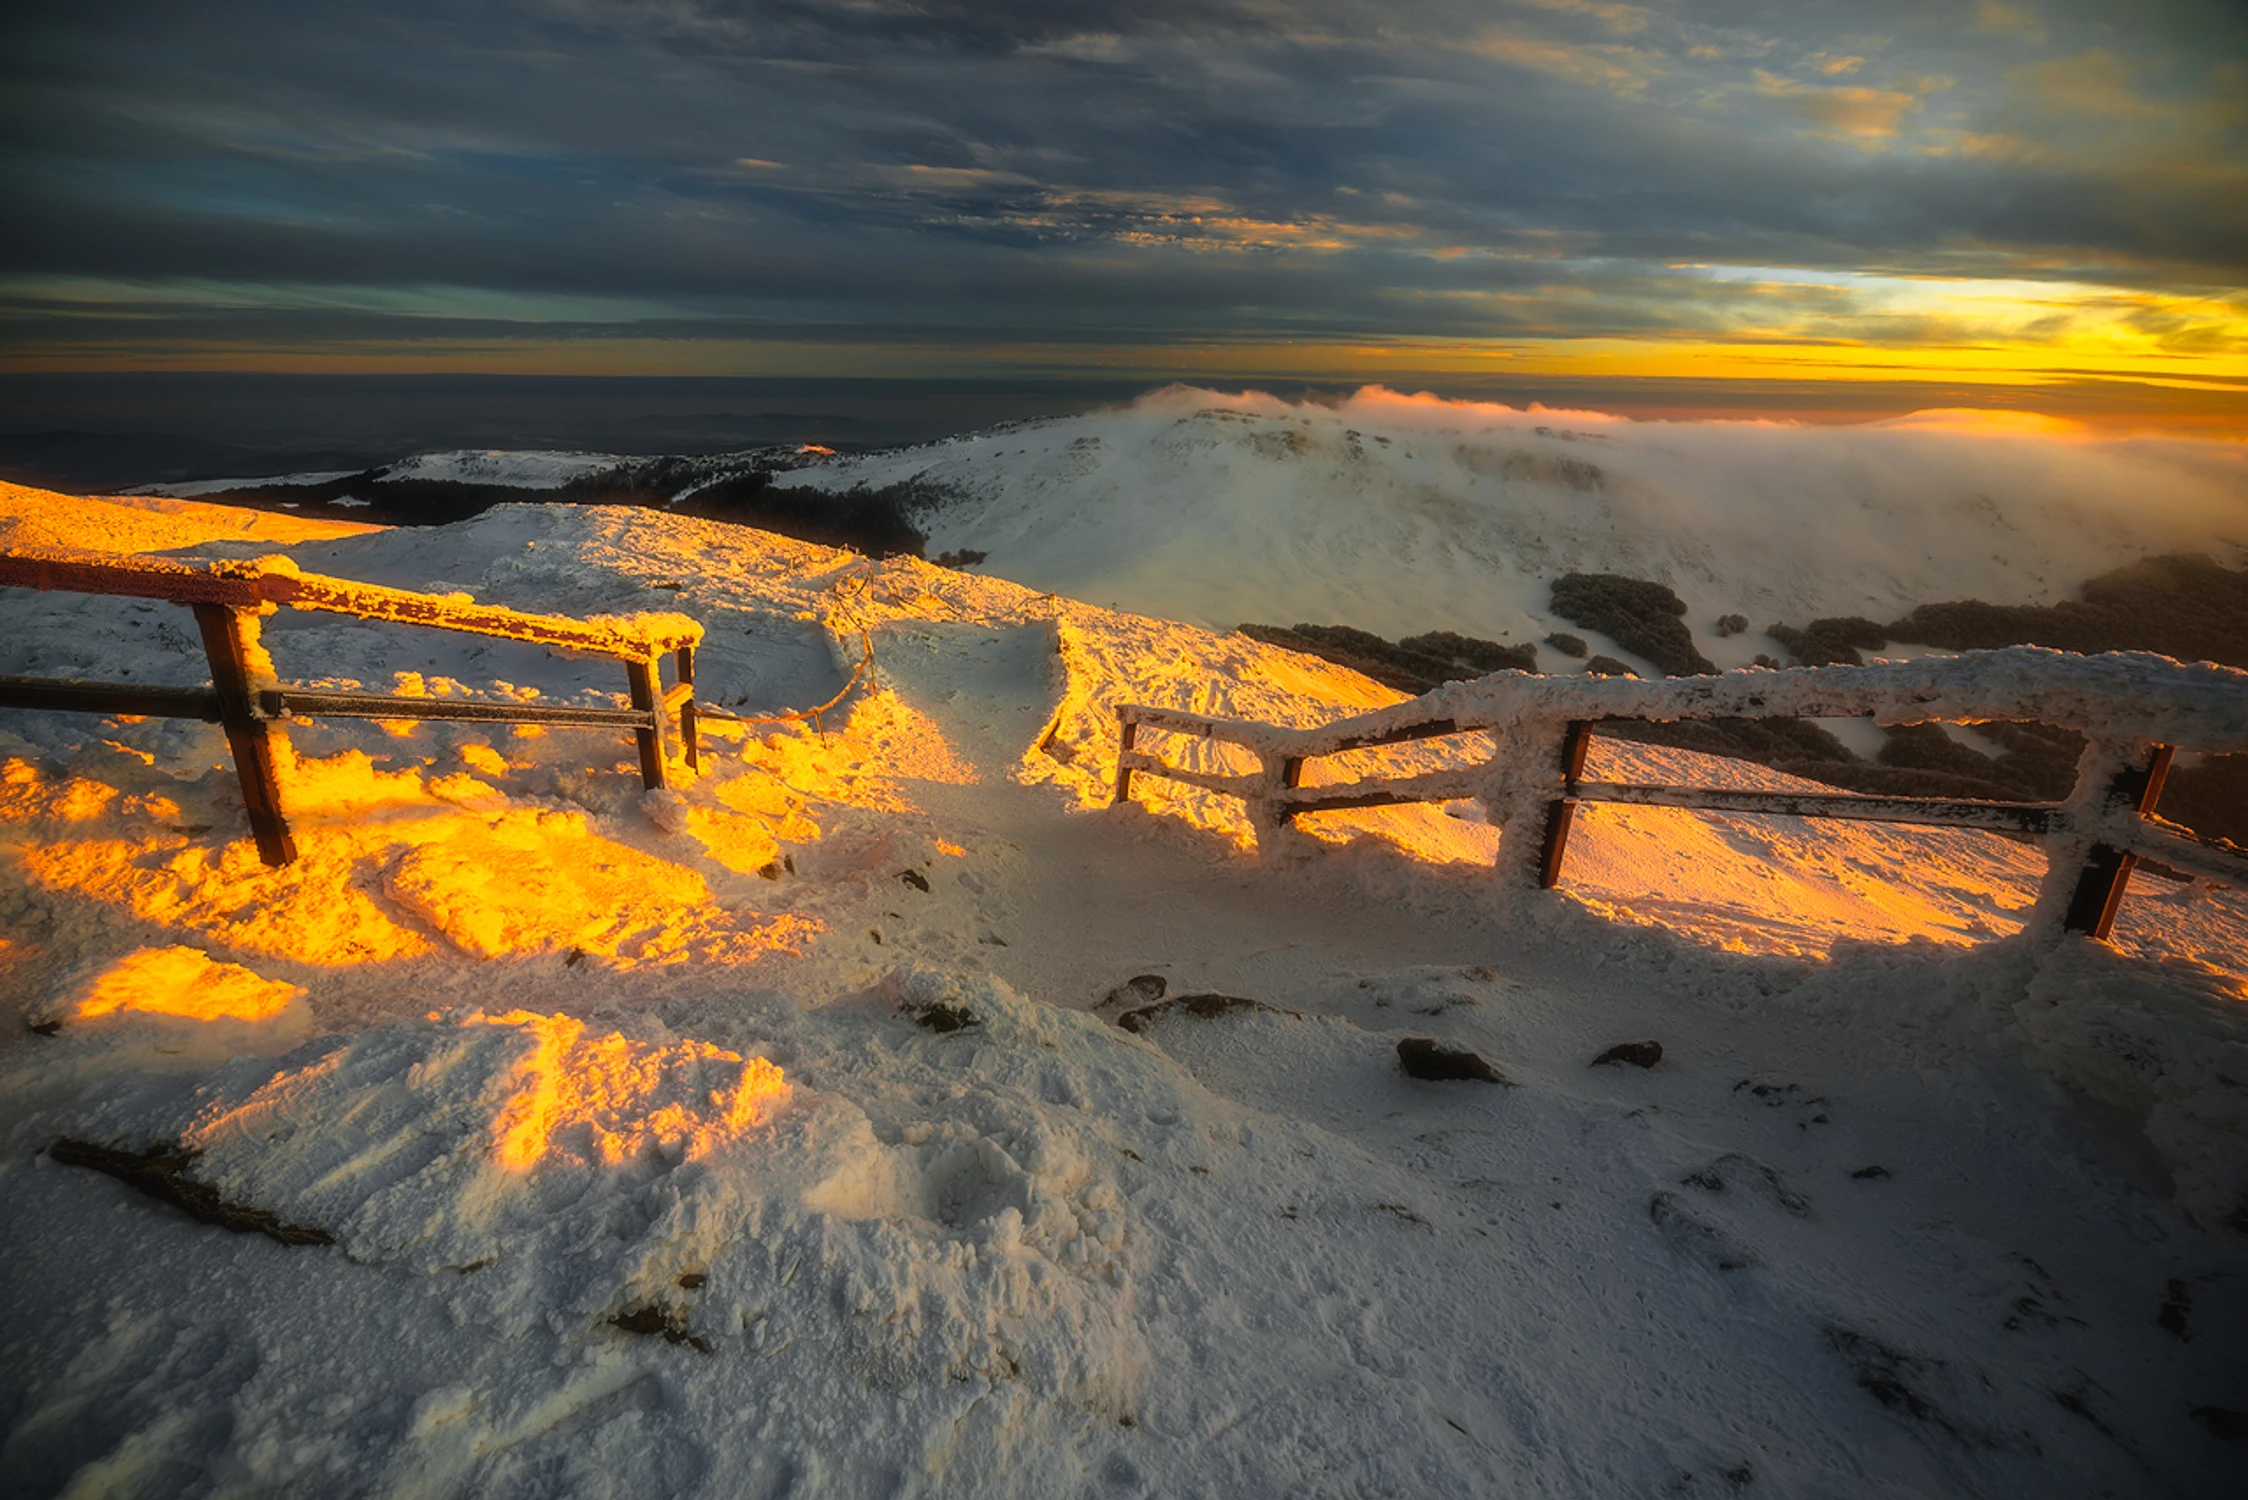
[{"x1": 2, "y1": 492, "x2": 2243, "y2": 1498}]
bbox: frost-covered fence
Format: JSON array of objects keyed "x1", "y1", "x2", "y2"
[
  {"x1": 1113, "y1": 649, "x2": 2248, "y2": 943},
  {"x1": 0, "y1": 546, "x2": 704, "y2": 866}
]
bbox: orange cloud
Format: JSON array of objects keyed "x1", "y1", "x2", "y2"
[
  {"x1": 1751, "y1": 70, "x2": 1933, "y2": 139},
  {"x1": 1467, "y1": 32, "x2": 1656, "y2": 95}
]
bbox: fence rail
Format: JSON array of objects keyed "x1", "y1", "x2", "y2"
[
  {"x1": 0, "y1": 545, "x2": 704, "y2": 867},
  {"x1": 1113, "y1": 649, "x2": 2248, "y2": 944}
]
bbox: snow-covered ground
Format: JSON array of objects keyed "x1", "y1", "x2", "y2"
[
  {"x1": 370, "y1": 451, "x2": 626, "y2": 489},
  {"x1": 2, "y1": 487, "x2": 2244, "y2": 1498}
]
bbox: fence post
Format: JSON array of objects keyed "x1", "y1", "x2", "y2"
[
  {"x1": 1536, "y1": 720, "x2": 1594, "y2": 889},
  {"x1": 1112, "y1": 713, "x2": 1138, "y2": 805},
  {"x1": 1248, "y1": 750, "x2": 1318, "y2": 860},
  {"x1": 674, "y1": 645, "x2": 699, "y2": 773},
  {"x1": 625, "y1": 657, "x2": 669, "y2": 790},
  {"x1": 2060, "y1": 744, "x2": 2174, "y2": 939},
  {"x1": 191, "y1": 603, "x2": 297, "y2": 867}
]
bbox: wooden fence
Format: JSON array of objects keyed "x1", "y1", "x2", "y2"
[
  {"x1": 0, "y1": 546, "x2": 703, "y2": 867},
  {"x1": 1113, "y1": 650, "x2": 2248, "y2": 942}
]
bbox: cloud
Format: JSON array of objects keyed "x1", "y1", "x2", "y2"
[
  {"x1": 1, "y1": 0, "x2": 2242, "y2": 392},
  {"x1": 1465, "y1": 31, "x2": 1657, "y2": 95},
  {"x1": 2015, "y1": 49, "x2": 2166, "y2": 121},
  {"x1": 1748, "y1": 70, "x2": 1936, "y2": 140},
  {"x1": 1510, "y1": 0, "x2": 1654, "y2": 37},
  {"x1": 1973, "y1": 3, "x2": 2046, "y2": 42}
]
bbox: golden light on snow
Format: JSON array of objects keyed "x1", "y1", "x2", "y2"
[
  {"x1": 70, "y1": 945, "x2": 305, "y2": 1023},
  {"x1": 468, "y1": 1010, "x2": 788, "y2": 1170}
]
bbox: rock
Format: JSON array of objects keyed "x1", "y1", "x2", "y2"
[
  {"x1": 1116, "y1": 992, "x2": 1287, "y2": 1033},
  {"x1": 1396, "y1": 1037, "x2": 1506, "y2": 1084},
  {"x1": 609, "y1": 1304, "x2": 712, "y2": 1354},
  {"x1": 47, "y1": 1138, "x2": 333, "y2": 1246},
  {"x1": 902, "y1": 999, "x2": 977, "y2": 1033},
  {"x1": 1591, "y1": 1040, "x2": 1662, "y2": 1069},
  {"x1": 1099, "y1": 973, "x2": 1167, "y2": 1009}
]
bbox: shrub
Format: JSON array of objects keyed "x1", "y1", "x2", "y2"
[
  {"x1": 1549, "y1": 574, "x2": 1716, "y2": 676},
  {"x1": 1886, "y1": 554, "x2": 2248, "y2": 667},
  {"x1": 1765, "y1": 616, "x2": 1889, "y2": 667},
  {"x1": 672, "y1": 474, "x2": 937, "y2": 558},
  {"x1": 1715, "y1": 613, "x2": 1749, "y2": 637},
  {"x1": 1583, "y1": 655, "x2": 1636, "y2": 676},
  {"x1": 1545, "y1": 632, "x2": 1587, "y2": 658},
  {"x1": 1397, "y1": 631, "x2": 1537, "y2": 674},
  {"x1": 1239, "y1": 623, "x2": 1537, "y2": 694}
]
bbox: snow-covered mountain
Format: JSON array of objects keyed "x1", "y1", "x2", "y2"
[
  {"x1": 123, "y1": 387, "x2": 2248, "y2": 678},
  {"x1": 779, "y1": 386, "x2": 2248, "y2": 665}
]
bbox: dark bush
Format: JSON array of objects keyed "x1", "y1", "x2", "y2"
[
  {"x1": 1397, "y1": 631, "x2": 1537, "y2": 674},
  {"x1": 1886, "y1": 554, "x2": 2248, "y2": 667},
  {"x1": 1239, "y1": 623, "x2": 1536, "y2": 694},
  {"x1": 1549, "y1": 574, "x2": 1716, "y2": 676},
  {"x1": 1545, "y1": 631, "x2": 1588, "y2": 658},
  {"x1": 1715, "y1": 613, "x2": 1750, "y2": 637},
  {"x1": 672, "y1": 474, "x2": 937, "y2": 558},
  {"x1": 2160, "y1": 753, "x2": 2248, "y2": 847},
  {"x1": 1766, "y1": 616, "x2": 1890, "y2": 667},
  {"x1": 1583, "y1": 655, "x2": 1637, "y2": 677}
]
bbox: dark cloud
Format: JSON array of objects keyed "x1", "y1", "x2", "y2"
[{"x1": 2, "y1": 0, "x2": 2241, "y2": 365}]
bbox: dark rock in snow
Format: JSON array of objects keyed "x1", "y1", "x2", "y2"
[
  {"x1": 47, "y1": 1138, "x2": 333, "y2": 1246},
  {"x1": 1591, "y1": 1040, "x2": 1662, "y2": 1069},
  {"x1": 1396, "y1": 1037, "x2": 1506, "y2": 1083},
  {"x1": 1100, "y1": 973, "x2": 1167, "y2": 1010},
  {"x1": 902, "y1": 998, "x2": 977, "y2": 1033},
  {"x1": 1117, "y1": 992, "x2": 1289, "y2": 1033},
  {"x1": 610, "y1": 1304, "x2": 712, "y2": 1353}
]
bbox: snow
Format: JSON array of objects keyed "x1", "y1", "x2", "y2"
[
  {"x1": 778, "y1": 385, "x2": 2248, "y2": 665},
  {"x1": 125, "y1": 471, "x2": 363, "y2": 498},
  {"x1": 0, "y1": 482, "x2": 378, "y2": 554},
  {"x1": 373, "y1": 450, "x2": 625, "y2": 489},
  {"x1": 2, "y1": 493, "x2": 2245, "y2": 1498}
]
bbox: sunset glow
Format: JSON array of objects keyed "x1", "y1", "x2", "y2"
[{"x1": 2, "y1": 2, "x2": 2240, "y2": 434}]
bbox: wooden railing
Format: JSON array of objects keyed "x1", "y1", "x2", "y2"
[
  {"x1": 1114, "y1": 649, "x2": 2248, "y2": 942},
  {"x1": 0, "y1": 546, "x2": 704, "y2": 867}
]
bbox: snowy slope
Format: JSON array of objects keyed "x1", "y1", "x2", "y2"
[
  {"x1": 374, "y1": 450, "x2": 626, "y2": 488},
  {"x1": 777, "y1": 386, "x2": 2248, "y2": 669},
  {"x1": 1, "y1": 497, "x2": 2244, "y2": 1498}
]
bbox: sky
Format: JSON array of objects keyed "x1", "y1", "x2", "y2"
[{"x1": 3, "y1": 0, "x2": 2245, "y2": 430}]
